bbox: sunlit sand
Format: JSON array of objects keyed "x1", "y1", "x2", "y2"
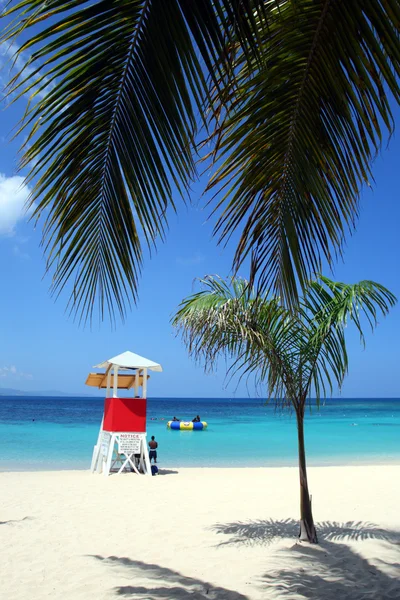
[{"x1": 1, "y1": 465, "x2": 399, "y2": 599}]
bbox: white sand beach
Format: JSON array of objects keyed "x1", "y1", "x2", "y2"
[{"x1": 1, "y1": 465, "x2": 399, "y2": 600}]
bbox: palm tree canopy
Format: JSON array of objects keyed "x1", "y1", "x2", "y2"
[
  {"x1": 2, "y1": 0, "x2": 400, "y2": 320},
  {"x1": 172, "y1": 275, "x2": 396, "y2": 406},
  {"x1": 2, "y1": 0, "x2": 266, "y2": 322}
]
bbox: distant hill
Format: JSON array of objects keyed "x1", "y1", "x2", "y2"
[{"x1": 0, "y1": 387, "x2": 99, "y2": 397}]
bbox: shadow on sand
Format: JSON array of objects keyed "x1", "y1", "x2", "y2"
[
  {"x1": 262, "y1": 538, "x2": 400, "y2": 600},
  {"x1": 157, "y1": 469, "x2": 179, "y2": 476},
  {"x1": 90, "y1": 555, "x2": 249, "y2": 599},
  {"x1": 212, "y1": 519, "x2": 400, "y2": 600},
  {"x1": 212, "y1": 518, "x2": 400, "y2": 547},
  {"x1": 0, "y1": 516, "x2": 32, "y2": 525}
]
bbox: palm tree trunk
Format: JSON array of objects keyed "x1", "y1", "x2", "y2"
[{"x1": 296, "y1": 405, "x2": 318, "y2": 543}]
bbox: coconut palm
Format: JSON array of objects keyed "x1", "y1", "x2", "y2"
[
  {"x1": 172, "y1": 275, "x2": 396, "y2": 543},
  {"x1": 2, "y1": 1, "x2": 399, "y2": 320}
]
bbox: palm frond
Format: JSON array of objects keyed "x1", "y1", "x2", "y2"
[
  {"x1": 173, "y1": 275, "x2": 303, "y2": 404},
  {"x1": 1, "y1": 0, "x2": 267, "y2": 323},
  {"x1": 207, "y1": 0, "x2": 400, "y2": 308},
  {"x1": 304, "y1": 276, "x2": 397, "y2": 343},
  {"x1": 299, "y1": 276, "x2": 397, "y2": 402},
  {"x1": 173, "y1": 275, "x2": 396, "y2": 406}
]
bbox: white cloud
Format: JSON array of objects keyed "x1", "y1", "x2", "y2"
[
  {"x1": 176, "y1": 252, "x2": 205, "y2": 266},
  {"x1": 0, "y1": 365, "x2": 32, "y2": 380},
  {"x1": 0, "y1": 173, "x2": 32, "y2": 235}
]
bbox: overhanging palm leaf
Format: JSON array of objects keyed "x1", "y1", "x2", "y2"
[
  {"x1": 173, "y1": 275, "x2": 396, "y2": 542},
  {"x1": 1, "y1": 0, "x2": 266, "y2": 323},
  {"x1": 208, "y1": 0, "x2": 400, "y2": 308},
  {"x1": 2, "y1": 1, "x2": 399, "y2": 320}
]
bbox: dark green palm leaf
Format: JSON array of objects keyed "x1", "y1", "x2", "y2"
[
  {"x1": 1, "y1": 0, "x2": 266, "y2": 323},
  {"x1": 2, "y1": 0, "x2": 399, "y2": 321},
  {"x1": 207, "y1": 0, "x2": 400, "y2": 308}
]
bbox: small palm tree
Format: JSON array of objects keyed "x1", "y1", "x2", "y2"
[{"x1": 173, "y1": 275, "x2": 396, "y2": 543}]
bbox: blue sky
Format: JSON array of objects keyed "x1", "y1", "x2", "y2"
[{"x1": 0, "y1": 42, "x2": 399, "y2": 398}]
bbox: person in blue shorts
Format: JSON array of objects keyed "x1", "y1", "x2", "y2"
[{"x1": 149, "y1": 436, "x2": 158, "y2": 464}]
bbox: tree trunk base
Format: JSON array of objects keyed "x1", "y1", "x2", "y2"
[{"x1": 299, "y1": 519, "x2": 318, "y2": 543}]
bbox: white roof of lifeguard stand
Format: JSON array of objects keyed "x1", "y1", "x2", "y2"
[{"x1": 94, "y1": 351, "x2": 163, "y2": 372}]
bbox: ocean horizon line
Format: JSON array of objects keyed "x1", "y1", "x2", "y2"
[{"x1": 1, "y1": 393, "x2": 400, "y2": 400}]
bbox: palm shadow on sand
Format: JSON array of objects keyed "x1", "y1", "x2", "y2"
[
  {"x1": 262, "y1": 540, "x2": 400, "y2": 600},
  {"x1": 90, "y1": 555, "x2": 249, "y2": 599},
  {"x1": 212, "y1": 519, "x2": 400, "y2": 600},
  {"x1": 212, "y1": 518, "x2": 400, "y2": 547}
]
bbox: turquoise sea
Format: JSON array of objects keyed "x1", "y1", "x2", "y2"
[{"x1": 0, "y1": 396, "x2": 399, "y2": 470}]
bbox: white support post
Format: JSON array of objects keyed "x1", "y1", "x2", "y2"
[
  {"x1": 97, "y1": 451, "x2": 104, "y2": 474},
  {"x1": 143, "y1": 434, "x2": 151, "y2": 475},
  {"x1": 103, "y1": 433, "x2": 116, "y2": 476},
  {"x1": 142, "y1": 368, "x2": 148, "y2": 399},
  {"x1": 106, "y1": 368, "x2": 112, "y2": 398},
  {"x1": 90, "y1": 415, "x2": 104, "y2": 472},
  {"x1": 113, "y1": 366, "x2": 119, "y2": 398},
  {"x1": 139, "y1": 442, "x2": 145, "y2": 473},
  {"x1": 98, "y1": 429, "x2": 111, "y2": 474},
  {"x1": 134, "y1": 371, "x2": 139, "y2": 398},
  {"x1": 90, "y1": 444, "x2": 100, "y2": 473}
]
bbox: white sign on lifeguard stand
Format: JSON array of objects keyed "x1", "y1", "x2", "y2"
[{"x1": 85, "y1": 351, "x2": 162, "y2": 476}]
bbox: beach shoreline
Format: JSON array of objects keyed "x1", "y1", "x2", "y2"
[
  {"x1": 2, "y1": 455, "x2": 400, "y2": 472},
  {"x1": 2, "y1": 465, "x2": 399, "y2": 599}
]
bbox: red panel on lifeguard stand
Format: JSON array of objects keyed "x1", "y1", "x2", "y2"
[{"x1": 103, "y1": 398, "x2": 147, "y2": 432}]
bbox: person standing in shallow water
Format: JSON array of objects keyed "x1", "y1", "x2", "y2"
[{"x1": 149, "y1": 436, "x2": 158, "y2": 464}]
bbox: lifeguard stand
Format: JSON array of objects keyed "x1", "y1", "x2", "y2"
[{"x1": 85, "y1": 351, "x2": 162, "y2": 476}]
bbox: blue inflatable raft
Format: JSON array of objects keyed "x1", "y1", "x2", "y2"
[{"x1": 167, "y1": 421, "x2": 207, "y2": 430}]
